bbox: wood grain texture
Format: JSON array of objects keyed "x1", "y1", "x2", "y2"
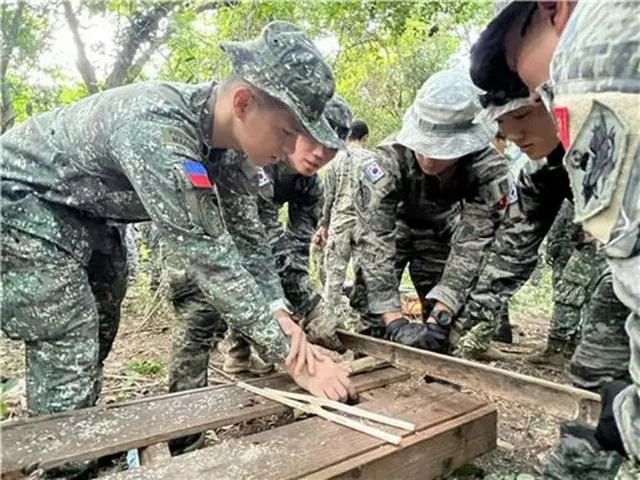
[
  {"x1": 338, "y1": 330, "x2": 601, "y2": 424},
  {"x1": 1, "y1": 367, "x2": 408, "y2": 477},
  {"x1": 104, "y1": 383, "x2": 496, "y2": 480}
]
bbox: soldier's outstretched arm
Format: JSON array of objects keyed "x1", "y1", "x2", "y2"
[
  {"x1": 427, "y1": 148, "x2": 509, "y2": 314},
  {"x1": 109, "y1": 120, "x2": 290, "y2": 363},
  {"x1": 353, "y1": 153, "x2": 402, "y2": 315},
  {"x1": 464, "y1": 157, "x2": 570, "y2": 328},
  {"x1": 214, "y1": 152, "x2": 285, "y2": 306}
]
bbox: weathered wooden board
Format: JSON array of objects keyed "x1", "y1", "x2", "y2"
[
  {"x1": 339, "y1": 330, "x2": 601, "y2": 424},
  {"x1": 1, "y1": 367, "x2": 408, "y2": 478},
  {"x1": 105, "y1": 383, "x2": 497, "y2": 480}
]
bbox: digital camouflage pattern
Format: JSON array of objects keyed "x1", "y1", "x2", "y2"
[
  {"x1": 221, "y1": 22, "x2": 342, "y2": 150},
  {"x1": 257, "y1": 160, "x2": 324, "y2": 317},
  {"x1": 551, "y1": 0, "x2": 640, "y2": 462},
  {"x1": 351, "y1": 133, "x2": 509, "y2": 325},
  {"x1": 569, "y1": 266, "x2": 631, "y2": 390},
  {"x1": 320, "y1": 146, "x2": 371, "y2": 318},
  {"x1": 460, "y1": 145, "x2": 570, "y2": 357},
  {"x1": 1, "y1": 21, "x2": 341, "y2": 434}
]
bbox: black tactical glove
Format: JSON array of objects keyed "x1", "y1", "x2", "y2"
[
  {"x1": 384, "y1": 318, "x2": 429, "y2": 349},
  {"x1": 595, "y1": 380, "x2": 628, "y2": 456},
  {"x1": 423, "y1": 322, "x2": 451, "y2": 354}
]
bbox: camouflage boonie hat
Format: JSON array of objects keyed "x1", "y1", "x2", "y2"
[
  {"x1": 324, "y1": 95, "x2": 353, "y2": 141},
  {"x1": 220, "y1": 21, "x2": 344, "y2": 150},
  {"x1": 397, "y1": 69, "x2": 497, "y2": 160},
  {"x1": 479, "y1": 95, "x2": 533, "y2": 121}
]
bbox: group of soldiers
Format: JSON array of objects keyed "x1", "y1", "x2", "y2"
[{"x1": 1, "y1": 0, "x2": 638, "y2": 478}]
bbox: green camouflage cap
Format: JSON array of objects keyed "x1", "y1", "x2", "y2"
[
  {"x1": 220, "y1": 21, "x2": 344, "y2": 150},
  {"x1": 324, "y1": 95, "x2": 353, "y2": 141}
]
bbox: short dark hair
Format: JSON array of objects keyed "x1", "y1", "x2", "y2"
[{"x1": 348, "y1": 120, "x2": 369, "y2": 141}]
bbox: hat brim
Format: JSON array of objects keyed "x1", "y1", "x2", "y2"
[
  {"x1": 480, "y1": 97, "x2": 533, "y2": 121},
  {"x1": 221, "y1": 42, "x2": 345, "y2": 150},
  {"x1": 396, "y1": 118, "x2": 498, "y2": 160}
]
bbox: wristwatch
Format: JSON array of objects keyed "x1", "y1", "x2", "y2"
[
  {"x1": 269, "y1": 298, "x2": 294, "y2": 315},
  {"x1": 433, "y1": 310, "x2": 453, "y2": 327}
]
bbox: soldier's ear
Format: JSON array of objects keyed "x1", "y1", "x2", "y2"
[
  {"x1": 231, "y1": 87, "x2": 255, "y2": 120},
  {"x1": 536, "y1": 1, "x2": 575, "y2": 34}
]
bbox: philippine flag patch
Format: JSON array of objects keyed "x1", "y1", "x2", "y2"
[
  {"x1": 364, "y1": 162, "x2": 385, "y2": 183},
  {"x1": 183, "y1": 161, "x2": 213, "y2": 189}
]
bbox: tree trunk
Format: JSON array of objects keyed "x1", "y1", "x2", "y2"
[{"x1": 1, "y1": 1, "x2": 26, "y2": 133}]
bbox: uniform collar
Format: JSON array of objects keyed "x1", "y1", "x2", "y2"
[{"x1": 197, "y1": 82, "x2": 226, "y2": 162}]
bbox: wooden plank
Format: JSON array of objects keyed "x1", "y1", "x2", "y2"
[
  {"x1": 139, "y1": 444, "x2": 171, "y2": 466},
  {"x1": 1, "y1": 367, "x2": 408, "y2": 478},
  {"x1": 338, "y1": 330, "x2": 601, "y2": 424},
  {"x1": 105, "y1": 383, "x2": 495, "y2": 480},
  {"x1": 312, "y1": 406, "x2": 496, "y2": 479}
]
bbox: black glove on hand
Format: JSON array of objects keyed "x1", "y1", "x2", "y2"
[
  {"x1": 384, "y1": 318, "x2": 429, "y2": 348},
  {"x1": 423, "y1": 322, "x2": 451, "y2": 354},
  {"x1": 595, "y1": 380, "x2": 628, "y2": 456}
]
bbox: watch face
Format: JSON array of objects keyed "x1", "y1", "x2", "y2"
[{"x1": 435, "y1": 310, "x2": 453, "y2": 327}]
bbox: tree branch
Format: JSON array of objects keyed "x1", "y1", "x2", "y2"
[
  {"x1": 104, "y1": 3, "x2": 174, "y2": 89},
  {"x1": 62, "y1": 1, "x2": 99, "y2": 94}
]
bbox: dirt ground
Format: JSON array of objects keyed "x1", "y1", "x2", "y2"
[{"x1": 0, "y1": 268, "x2": 573, "y2": 478}]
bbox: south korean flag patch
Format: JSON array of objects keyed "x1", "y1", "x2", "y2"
[
  {"x1": 364, "y1": 161, "x2": 385, "y2": 183},
  {"x1": 256, "y1": 168, "x2": 271, "y2": 187}
]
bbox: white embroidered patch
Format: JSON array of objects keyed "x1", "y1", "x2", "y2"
[
  {"x1": 257, "y1": 168, "x2": 271, "y2": 187},
  {"x1": 364, "y1": 162, "x2": 385, "y2": 183}
]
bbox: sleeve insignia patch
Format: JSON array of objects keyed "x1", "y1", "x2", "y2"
[{"x1": 364, "y1": 161, "x2": 385, "y2": 183}]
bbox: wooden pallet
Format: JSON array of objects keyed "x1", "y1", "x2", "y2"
[{"x1": 1, "y1": 365, "x2": 496, "y2": 479}]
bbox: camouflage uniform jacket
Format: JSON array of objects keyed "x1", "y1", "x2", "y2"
[
  {"x1": 320, "y1": 145, "x2": 370, "y2": 235},
  {"x1": 464, "y1": 144, "x2": 571, "y2": 327},
  {"x1": 0, "y1": 81, "x2": 289, "y2": 362},
  {"x1": 257, "y1": 161, "x2": 323, "y2": 313},
  {"x1": 354, "y1": 133, "x2": 511, "y2": 315}
]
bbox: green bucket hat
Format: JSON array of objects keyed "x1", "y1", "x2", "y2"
[{"x1": 220, "y1": 21, "x2": 344, "y2": 150}]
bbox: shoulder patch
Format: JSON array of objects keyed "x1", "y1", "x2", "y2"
[
  {"x1": 183, "y1": 161, "x2": 213, "y2": 189},
  {"x1": 256, "y1": 168, "x2": 271, "y2": 187},
  {"x1": 565, "y1": 100, "x2": 628, "y2": 223},
  {"x1": 364, "y1": 161, "x2": 385, "y2": 183},
  {"x1": 507, "y1": 184, "x2": 519, "y2": 205}
]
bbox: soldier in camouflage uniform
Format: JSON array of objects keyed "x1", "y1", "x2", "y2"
[
  {"x1": 471, "y1": 1, "x2": 639, "y2": 477},
  {"x1": 1, "y1": 21, "x2": 356, "y2": 472},
  {"x1": 219, "y1": 96, "x2": 352, "y2": 374},
  {"x1": 317, "y1": 120, "x2": 370, "y2": 331},
  {"x1": 527, "y1": 201, "x2": 600, "y2": 368},
  {"x1": 350, "y1": 69, "x2": 511, "y2": 354}
]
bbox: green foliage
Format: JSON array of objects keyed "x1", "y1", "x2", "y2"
[
  {"x1": 126, "y1": 358, "x2": 164, "y2": 376},
  {"x1": 5, "y1": 0, "x2": 492, "y2": 144},
  {"x1": 510, "y1": 265, "x2": 554, "y2": 320}
]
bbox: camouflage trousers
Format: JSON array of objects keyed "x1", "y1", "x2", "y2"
[
  {"x1": 548, "y1": 243, "x2": 599, "y2": 345},
  {"x1": 323, "y1": 223, "x2": 354, "y2": 317},
  {"x1": 1, "y1": 220, "x2": 128, "y2": 417},
  {"x1": 568, "y1": 268, "x2": 631, "y2": 390},
  {"x1": 351, "y1": 221, "x2": 451, "y2": 324}
]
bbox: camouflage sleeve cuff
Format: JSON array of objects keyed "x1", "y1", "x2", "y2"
[
  {"x1": 243, "y1": 309, "x2": 290, "y2": 363},
  {"x1": 368, "y1": 295, "x2": 402, "y2": 315},
  {"x1": 425, "y1": 285, "x2": 463, "y2": 314}
]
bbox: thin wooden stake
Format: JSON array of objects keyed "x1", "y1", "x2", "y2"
[
  {"x1": 211, "y1": 367, "x2": 402, "y2": 445},
  {"x1": 263, "y1": 388, "x2": 415, "y2": 431}
]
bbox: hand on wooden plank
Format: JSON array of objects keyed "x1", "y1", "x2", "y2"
[
  {"x1": 276, "y1": 312, "x2": 325, "y2": 375},
  {"x1": 287, "y1": 356, "x2": 356, "y2": 402}
]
